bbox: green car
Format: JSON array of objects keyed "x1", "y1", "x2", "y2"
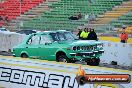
[{"x1": 13, "y1": 30, "x2": 104, "y2": 66}]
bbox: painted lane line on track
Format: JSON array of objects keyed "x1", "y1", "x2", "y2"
[{"x1": 0, "y1": 55, "x2": 132, "y2": 74}]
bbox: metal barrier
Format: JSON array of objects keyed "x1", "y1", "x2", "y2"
[
  {"x1": 0, "y1": 33, "x2": 132, "y2": 67},
  {"x1": 0, "y1": 33, "x2": 26, "y2": 52},
  {"x1": 101, "y1": 41, "x2": 132, "y2": 67}
]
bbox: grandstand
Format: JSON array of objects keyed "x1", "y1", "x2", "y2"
[
  {"x1": 91, "y1": 0, "x2": 132, "y2": 34},
  {"x1": 21, "y1": 0, "x2": 127, "y2": 31},
  {"x1": 112, "y1": 12, "x2": 132, "y2": 27},
  {"x1": 0, "y1": 0, "x2": 49, "y2": 29},
  {"x1": 110, "y1": 12, "x2": 132, "y2": 34},
  {"x1": 0, "y1": 0, "x2": 132, "y2": 34}
]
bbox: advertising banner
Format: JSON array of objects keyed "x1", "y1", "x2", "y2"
[{"x1": 0, "y1": 56, "x2": 131, "y2": 88}]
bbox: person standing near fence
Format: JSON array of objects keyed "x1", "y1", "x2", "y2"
[
  {"x1": 120, "y1": 29, "x2": 128, "y2": 43},
  {"x1": 87, "y1": 28, "x2": 98, "y2": 40},
  {"x1": 80, "y1": 28, "x2": 88, "y2": 40},
  {"x1": 77, "y1": 28, "x2": 82, "y2": 39}
]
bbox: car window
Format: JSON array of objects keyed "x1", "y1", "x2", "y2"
[
  {"x1": 0, "y1": 28, "x2": 7, "y2": 31},
  {"x1": 58, "y1": 33, "x2": 65, "y2": 41},
  {"x1": 28, "y1": 35, "x2": 40, "y2": 45},
  {"x1": 64, "y1": 32, "x2": 75, "y2": 40},
  {"x1": 40, "y1": 35, "x2": 52, "y2": 44},
  {"x1": 49, "y1": 33, "x2": 59, "y2": 41},
  {"x1": 50, "y1": 32, "x2": 77, "y2": 41}
]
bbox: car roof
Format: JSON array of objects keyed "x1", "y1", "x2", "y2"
[
  {"x1": 38, "y1": 30, "x2": 69, "y2": 34},
  {"x1": 18, "y1": 29, "x2": 36, "y2": 31},
  {"x1": 0, "y1": 28, "x2": 8, "y2": 31},
  {"x1": 0, "y1": 28, "x2": 6, "y2": 29}
]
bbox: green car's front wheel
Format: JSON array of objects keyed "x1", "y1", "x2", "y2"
[{"x1": 57, "y1": 55, "x2": 70, "y2": 63}]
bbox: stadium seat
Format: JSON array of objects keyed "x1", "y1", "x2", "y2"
[
  {"x1": 22, "y1": 0, "x2": 125, "y2": 31},
  {"x1": 0, "y1": 0, "x2": 45, "y2": 26}
]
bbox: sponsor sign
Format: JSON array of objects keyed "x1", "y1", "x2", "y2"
[
  {"x1": 0, "y1": 57, "x2": 132, "y2": 88},
  {"x1": 76, "y1": 66, "x2": 131, "y2": 85}
]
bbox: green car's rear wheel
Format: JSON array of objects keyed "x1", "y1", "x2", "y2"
[{"x1": 21, "y1": 53, "x2": 28, "y2": 58}]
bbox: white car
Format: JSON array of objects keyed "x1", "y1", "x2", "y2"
[
  {"x1": 0, "y1": 28, "x2": 10, "y2": 32},
  {"x1": 0, "y1": 28, "x2": 9, "y2": 31},
  {"x1": 0, "y1": 28, "x2": 18, "y2": 34}
]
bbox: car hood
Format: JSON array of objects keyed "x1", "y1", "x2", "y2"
[{"x1": 58, "y1": 40, "x2": 102, "y2": 46}]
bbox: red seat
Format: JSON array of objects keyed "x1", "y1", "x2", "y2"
[
  {"x1": 0, "y1": 21, "x2": 5, "y2": 27},
  {"x1": 0, "y1": 0, "x2": 44, "y2": 24}
]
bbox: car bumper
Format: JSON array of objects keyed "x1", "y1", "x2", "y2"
[
  {"x1": 70, "y1": 50, "x2": 104, "y2": 56},
  {"x1": 70, "y1": 50, "x2": 104, "y2": 61}
]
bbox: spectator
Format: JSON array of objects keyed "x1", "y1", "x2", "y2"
[
  {"x1": 69, "y1": 15, "x2": 79, "y2": 20},
  {"x1": 69, "y1": 12, "x2": 82, "y2": 20},
  {"x1": 4, "y1": 15, "x2": 9, "y2": 26},
  {"x1": 80, "y1": 28, "x2": 89, "y2": 40},
  {"x1": 89, "y1": 13, "x2": 96, "y2": 23},
  {"x1": 85, "y1": 13, "x2": 89, "y2": 20},
  {"x1": 120, "y1": 28, "x2": 128, "y2": 43},
  {"x1": 77, "y1": 29, "x2": 82, "y2": 39},
  {"x1": 87, "y1": 28, "x2": 98, "y2": 40},
  {"x1": 4, "y1": 15, "x2": 8, "y2": 21},
  {"x1": 86, "y1": 28, "x2": 90, "y2": 40},
  {"x1": 78, "y1": 12, "x2": 82, "y2": 19},
  {"x1": 85, "y1": 14, "x2": 89, "y2": 19}
]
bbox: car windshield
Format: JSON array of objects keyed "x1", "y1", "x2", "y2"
[
  {"x1": 16, "y1": 30, "x2": 36, "y2": 35},
  {"x1": 50, "y1": 32, "x2": 78, "y2": 41}
]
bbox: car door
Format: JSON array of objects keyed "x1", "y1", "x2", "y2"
[
  {"x1": 25, "y1": 34, "x2": 40, "y2": 58},
  {"x1": 38, "y1": 34, "x2": 57, "y2": 60}
]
